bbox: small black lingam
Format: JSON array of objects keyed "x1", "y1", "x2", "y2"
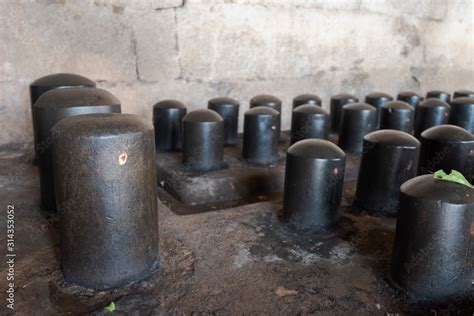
[
  {"x1": 354, "y1": 130, "x2": 420, "y2": 215},
  {"x1": 453, "y1": 89, "x2": 474, "y2": 99},
  {"x1": 389, "y1": 174, "x2": 474, "y2": 302},
  {"x1": 282, "y1": 139, "x2": 345, "y2": 231},
  {"x1": 208, "y1": 97, "x2": 240, "y2": 146},
  {"x1": 338, "y1": 103, "x2": 377, "y2": 153},
  {"x1": 182, "y1": 109, "x2": 225, "y2": 172},
  {"x1": 396, "y1": 91, "x2": 423, "y2": 108},
  {"x1": 417, "y1": 125, "x2": 474, "y2": 182},
  {"x1": 365, "y1": 92, "x2": 393, "y2": 128},
  {"x1": 413, "y1": 99, "x2": 450, "y2": 138},
  {"x1": 292, "y1": 94, "x2": 322, "y2": 109},
  {"x1": 448, "y1": 97, "x2": 474, "y2": 133},
  {"x1": 34, "y1": 87, "x2": 121, "y2": 211},
  {"x1": 380, "y1": 101, "x2": 415, "y2": 134},
  {"x1": 426, "y1": 90, "x2": 451, "y2": 103},
  {"x1": 249, "y1": 94, "x2": 282, "y2": 112},
  {"x1": 242, "y1": 106, "x2": 280, "y2": 166},
  {"x1": 330, "y1": 94, "x2": 359, "y2": 133},
  {"x1": 53, "y1": 113, "x2": 159, "y2": 290},
  {"x1": 290, "y1": 105, "x2": 329, "y2": 144},
  {"x1": 153, "y1": 100, "x2": 187, "y2": 152}
]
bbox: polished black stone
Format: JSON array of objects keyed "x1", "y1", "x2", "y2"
[
  {"x1": 34, "y1": 87, "x2": 121, "y2": 211},
  {"x1": 389, "y1": 175, "x2": 474, "y2": 302},
  {"x1": 453, "y1": 89, "x2": 474, "y2": 99},
  {"x1": 52, "y1": 113, "x2": 159, "y2": 290},
  {"x1": 208, "y1": 97, "x2": 240, "y2": 146},
  {"x1": 365, "y1": 92, "x2": 393, "y2": 129},
  {"x1": 413, "y1": 99, "x2": 450, "y2": 138},
  {"x1": 292, "y1": 94, "x2": 322, "y2": 109},
  {"x1": 290, "y1": 105, "x2": 329, "y2": 144},
  {"x1": 282, "y1": 139, "x2": 346, "y2": 231},
  {"x1": 354, "y1": 130, "x2": 420, "y2": 215},
  {"x1": 153, "y1": 100, "x2": 187, "y2": 152},
  {"x1": 426, "y1": 90, "x2": 451, "y2": 103},
  {"x1": 396, "y1": 91, "x2": 423, "y2": 108},
  {"x1": 380, "y1": 101, "x2": 415, "y2": 134},
  {"x1": 448, "y1": 97, "x2": 474, "y2": 133},
  {"x1": 249, "y1": 94, "x2": 282, "y2": 112},
  {"x1": 330, "y1": 94, "x2": 359, "y2": 133},
  {"x1": 338, "y1": 103, "x2": 377, "y2": 153}
]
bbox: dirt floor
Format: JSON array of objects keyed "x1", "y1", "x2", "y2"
[{"x1": 0, "y1": 150, "x2": 472, "y2": 315}]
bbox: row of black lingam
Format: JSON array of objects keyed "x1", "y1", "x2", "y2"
[{"x1": 28, "y1": 73, "x2": 473, "y2": 303}]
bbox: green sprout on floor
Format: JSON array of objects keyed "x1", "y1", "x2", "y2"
[
  {"x1": 433, "y1": 170, "x2": 474, "y2": 188},
  {"x1": 104, "y1": 302, "x2": 116, "y2": 313}
]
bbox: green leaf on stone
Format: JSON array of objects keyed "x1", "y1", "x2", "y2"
[
  {"x1": 104, "y1": 302, "x2": 116, "y2": 313},
  {"x1": 433, "y1": 170, "x2": 474, "y2": 188}
]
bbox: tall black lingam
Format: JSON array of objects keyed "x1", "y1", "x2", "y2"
[
  {"x1": 380, "y1": 101, "x2": 415, "y2": 134},
  {"x1": 290, "y1": 105, "x2": 329, "y2": 144},
  {"x1": 282, "y1": 139, "x2": 345, "y2": 231},
  {"x1": 397, "y1": 91, "x2": 423, "y2": 108},
  {"x1": 35, "y1": 87, "x2": 121, "y2": 211},
  {"x1": 426, "y1": 90, "x2": 451, "y2": 103},
  {"x1": 365, "y1": 92, "x2": 393, "y2": 128},
  {"x1": 413, "y1": 99, "x2": 450, "y2": 138},
  {"x1": 249, "y1": 94, "x2": 282, "y2": 112},
  {"x1": 453, "y1": 89, "x2": 474, "y2": 99},
  {"x1": 338, "y1": 103, "x2": 377, "y2": 153},
  {"x1": 208, "y1": 97, "x2": 240, "y2": 146},
  {"x1": 242, "y1": 106, "x2": 280, "y2": 166},
  {"x1": 354, "y1": 130, "x2": 420, "y2": 216},
  {"x1": 52, "y1": 113, "x2": 159, "y2": 290},
  {"x1": 30, "y1": 73, "x2": 96, "y2": 163},
  {"x1": 153, "y1": 100, "x2": 187, "y2": 152},
  {"x1": 389, "y1": 174, "x2": 474, "y2": 302},
  {"x1": 448, "y1": 97, "x2": 474, "y2": 133},
  {"x1": 182, "y1": 109, "x2": 225, "y2": 172},
  {"x1": 292, "y1": 94, "x2": 322, "y2": 109},
  {"x1": 417, "y1": 125, "x2": 474, "y2": 182},
  {"x1": 330, "y1": 94, "x2": 359, "y2": 133}
]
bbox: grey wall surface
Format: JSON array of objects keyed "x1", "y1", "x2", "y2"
[{"x1": 1, "y1": 0, "x2": 473, "y2": 151}]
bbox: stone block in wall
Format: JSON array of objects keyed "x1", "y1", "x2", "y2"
[{"x1": 360, "y1": 0, "x2": 448, "y2": 21}]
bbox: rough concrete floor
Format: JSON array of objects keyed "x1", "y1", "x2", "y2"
[{"x1": 0, "y1": 151, "x2": 472, "y2": 315}]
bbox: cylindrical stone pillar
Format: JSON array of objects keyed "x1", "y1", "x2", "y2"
[
  {"x1": 282, "y1": 139, "x2": 346, "y2": 231},
  {"x1": 388, "y1": 174, "x2": 474, "y2": 301},
  {"x1": 242, "y1": 106, "x2": 280, "y2": 166},
  {"x1": 153, "y1": 100, "x2": 187, "y2": 152},
  {"x1": 208, "y1": 97, "x2": 240, "y2": 146},
  {"x1": 426, "y1": 90, "x2": 451, "y2": 103},
  {"x1": 417, "y1": 125, "x2": 474, "y2": 182},
  {"x1": 182, "y1": 109, "x2": 225, "y2": 172},
  {"x1": 290, "y1": 105, "x2": 329, "y2": 144},
  {"x1": 380, "y1": 101, "x2": 415, "y2": 134},
  {"x1": 30, "y1": 73, "x2": 96, "y2": 163},
  {"x1": 330, "y1": 94, "x2": 359, "y2": 133},
  {"x1": 354, "y1": 130, "x2": 420, "y2": 216},
  {"x1": 338, "y1": 103, "x2": 377, "y2": 153},
  {"x1": 52, "y1": 113, "x2": 159, "y2": 290},
  {"x1": 448, "y1": 97, "x2": 474, "y2": 133},
  {"x1": 413, "y1": 99, "x2": 450, "y2": 138},
  {"x1": 35, "y1": 87, "x2": 121, "y2": 211},
  {"x1": 292, "y1": 94, "x2": 322, "y2": 109},
  {"x1": 249, "y1": 94, "x2": 282, "y2": 112},
  {"x1": 396, "y1": 91, "x2": 423, "y2": 108},
  {"x1": 365, "y1": 92, "x2": 393, "y2": 129},
  {"x1": 453, "y1": 89, "x2": 474, "y2": 99}
]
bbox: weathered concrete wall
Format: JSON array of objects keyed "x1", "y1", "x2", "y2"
[{"x1": 1, "y1": 0, "x2": 473, "y2": 150}]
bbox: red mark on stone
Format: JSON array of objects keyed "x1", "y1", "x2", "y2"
[
  {"x1": 332, "y1": 168, "x2": 339, "y2": 176},
  {"x1": 118, "y1": 153, "x2": 127, "y2": 165}
]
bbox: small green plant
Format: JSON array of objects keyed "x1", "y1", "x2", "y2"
[
  {"x1": 104, "y1": 302, "x2": 116, "y2": 313},
  {"x1": 433, "y1": 170, "x2": 473, "y2": 188}
]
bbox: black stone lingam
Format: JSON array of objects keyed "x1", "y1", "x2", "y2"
[
  {"x1": 330, "y1": 94, "x2": 359, "y2": 133},
  {"x1": 365, "y1": 92, "x2": 393, "y2": 128},
  {"x1": 30, "y1": 73, "x2": 96, "y2": 163},
  {"x1": 426, "y1": 90, "x2": 451, "y2": 103},
  {"x1": 448, "y1": 97, "x2": 474, "y2": 133},
  {"x1": 397, "y1": 91, "x2": 423, "y2": 108},
  {"x1": 182, "y1": 109, "x2": 225, "y2": 172},
  {"x1": 52, "y1": 113, "x2": 159, "y2": 290},
  {"x1": 292, "y1": 94, "x2": 322, "y2": 109},
  {"x1": 417, "y1": 125, "x2": 474, "y2": 182},
  {"x1": 413, "y1": 99, "x2": 450, "y2": 138},
  {"x1": 354, "y1": 130, "x2": 420, "y2": 216},
  {"x1": 338, "y1": 103, "x2": 377, "y2": 153},
  {"x1": 453, "y1": 89, "x2": 474, "y2": 99},
  {"x1": 208, "y1": 97, "x2": 240, "y2": 146},
  {"x1": 249, "y1": 94, "x2": 282, "y2": 112},
  {"x1": 153, "y1": 100, "x2": 187, "y2": 152},
  {"x1": 380, "y1": 101, "x2": 415, "y2": 134},
  {"x1": 388, "y1": 174, "x2": 474, "y2": 302},
  {"x1": 242, "y1": 106, "x2": 280, "y2": 166},
  {"x1": 35, "y1": 87, "x2": 121, "y2": 211},
  {"x1": 290, "y1": 105, "x2": 329, "y2": 144},
  {"x1": 282, "y1": 139, "x2": 345, "y2": 231}
]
